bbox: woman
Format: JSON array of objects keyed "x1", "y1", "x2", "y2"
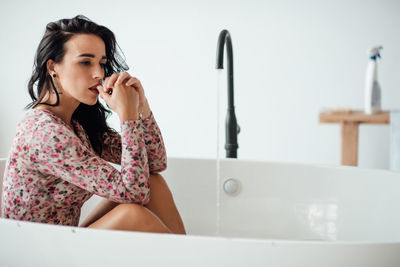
[{"x1": 1, "y1": 15, "x2": 186, "y2": 234}]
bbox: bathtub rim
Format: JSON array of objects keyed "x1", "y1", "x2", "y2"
[
  {"x1": 167, "y1": 156, "x2": 400, "y2": 175},
  {"x1": 1, "y1": 217, "x2": 399, "y2": 246},
  {"x1": 1, "y1": 156, "x2": 397, "y2": 174}
]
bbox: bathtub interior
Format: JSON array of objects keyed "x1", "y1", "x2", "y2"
[
  {"x1": 80, "y1": 158, "x2": 218, "y2": 236},
  {"x1": 158, "y1": 158, "x2": 400, "y2": 242},
  {"x1": 1, "y1": 157, "x2": 400, "y2": 243},
  {"x1": 216, "y1": 159, "x2": 400, "y2": 242},
  {"x1": 81, "y1": 158, "x2": 400, "y2": 242}
]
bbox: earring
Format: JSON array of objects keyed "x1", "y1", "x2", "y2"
[{"x1": 52, "y1": 73, "x2": 56, "y2": 78}]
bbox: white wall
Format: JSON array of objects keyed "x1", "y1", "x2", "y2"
[{"x1": 0, "y1": 0, "x2": 399, "y2": 169}]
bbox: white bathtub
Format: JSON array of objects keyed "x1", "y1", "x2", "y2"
[{"x1": 0, "y1": 157, "x2": 400, "y2": 266}]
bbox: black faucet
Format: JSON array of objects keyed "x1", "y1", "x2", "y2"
[{"x1": 216, "y1": 29, "x2": 240, "y2": 158}]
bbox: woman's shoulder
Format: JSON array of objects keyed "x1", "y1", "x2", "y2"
[
  {"x1": 18, "y1": 109, "x2": 73, "y2": 137},
  {"x1": 23, "y1": 108, "x2": 59, "y2": 126}
]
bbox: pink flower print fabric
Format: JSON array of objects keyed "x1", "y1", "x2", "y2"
[
  {"x1": 101, "y1": 112, "x2": 167, "y2": 174},
  {"x1": 1, "y1": 109, "x2": 167, "y2": 226}
]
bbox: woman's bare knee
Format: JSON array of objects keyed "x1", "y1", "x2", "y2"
[{"x1": 88, "y1": 203, "x2": 172, "y2": 234}]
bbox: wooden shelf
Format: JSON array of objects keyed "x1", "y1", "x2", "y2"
[
  {"x1": 319, "y1": 109, "x2": 390, "y2": 166},
  {"x1": 319, "y1": 110, "x2": 390, "y2": 124}
]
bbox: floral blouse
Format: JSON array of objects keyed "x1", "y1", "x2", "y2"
[{"x1": 1, "y1": 109, "x2": 167, "y2": 226}]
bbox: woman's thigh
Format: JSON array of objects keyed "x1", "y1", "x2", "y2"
[{"x1": 88, "y1": 203, "x2": 172, "y2": 234}]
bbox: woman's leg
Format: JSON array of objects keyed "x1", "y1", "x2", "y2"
[
  {"x1": 88, "y1": 203, "x2": 172, "y2": 234},
  {"x1": 79, "y1": 198, "x2": 118, "y2": 228},
  {"x1": 87, "y1": 173, "x2": 185, "y2": 234},
  {"x1": 144, "y1": 173, "x2": 186, "y2": 234}
]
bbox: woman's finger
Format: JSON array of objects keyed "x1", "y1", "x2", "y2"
[
  {"x1": 116, "y1": 72, "x2": 131, "y2": 85},
  {"x1": 125, "y1": 78, "x2": 142, "y2": 91},
  {"x1": 104, "y1": 73, "x2": 119, "y2": 91},
  {"x1": 97, "y1": 85, "x2": 110, "y2": 102},
  {"x1": 126, "y1": 77, "x2": 145, "y2": 104}
]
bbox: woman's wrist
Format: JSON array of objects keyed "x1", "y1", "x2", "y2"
[
  {"x1": 141, "y1": 99, "x2": 152, "y2": 119},
  {"x1": 119, "y1": 110, "x2": 139, "y2": 121},
  {"x1": 141, "y1": 110, "x2": 152, "y2": 120}
]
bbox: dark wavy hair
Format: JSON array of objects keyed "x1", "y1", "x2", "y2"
[{"x1": 26, "y1": 15, "x2": 128, "y2": 155}]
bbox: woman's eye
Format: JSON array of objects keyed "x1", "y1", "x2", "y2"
[
  {"x1": 100, "y1": 63, "x2": 106, "y2": 68},
  {"x1": 81, "y1": 61, "x2": 91, "y2": 66}
]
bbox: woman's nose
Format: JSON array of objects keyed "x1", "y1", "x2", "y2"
[{"x1": 93, "y1": 66, "x2": 104, "y2": 80}]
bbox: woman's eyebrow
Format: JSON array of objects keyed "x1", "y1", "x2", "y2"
[{"x1": 78, "y1": 53, "x2": 107, "y2": 60}]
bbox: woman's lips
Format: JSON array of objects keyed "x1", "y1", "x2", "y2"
[
  {"x1": 89, "y1": 83, "x2": 102, "y2": 89},
  {"x1": 88, "y1": 83, "x2": 101, "y2": 95},
  {"x1": 89, "y1": 88, "x2": 99, "y2": 95}
]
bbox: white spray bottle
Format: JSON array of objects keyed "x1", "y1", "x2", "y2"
[{"x1": 364, "y1": 45, "x2": 383, "y2": 114}]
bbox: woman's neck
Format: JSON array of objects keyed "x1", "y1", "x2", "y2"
[{"x1": 34, "y1": 91, "x2": 80, "y2": 127}]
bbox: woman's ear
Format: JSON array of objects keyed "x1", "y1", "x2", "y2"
[{"x1": 46, "y1": 59, "x2": 56, "y2": 76}]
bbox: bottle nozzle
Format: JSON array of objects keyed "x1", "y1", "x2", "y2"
[{"x1": 368, "y1": 45, "x2": 383, "y2": 60}]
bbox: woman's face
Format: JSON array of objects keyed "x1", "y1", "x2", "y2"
[{"x1": 52, "y1": 34, "x2": 107, "y2": 106}]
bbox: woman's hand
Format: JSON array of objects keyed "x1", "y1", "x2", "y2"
[
  {"x1": 97, "y1": 72, "x2": 140, "y2": 121},
  {"x1": 100, "y1": 73, "x2": 152, "y2": 120}
]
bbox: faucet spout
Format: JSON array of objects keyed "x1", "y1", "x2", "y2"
[{"x1": 216, "y1": 29, "x2": 239, "y2": 158}]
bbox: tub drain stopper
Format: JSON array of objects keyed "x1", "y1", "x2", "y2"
[{"x1": 223, "y1": 178, "x2": 240, "y2": 195}]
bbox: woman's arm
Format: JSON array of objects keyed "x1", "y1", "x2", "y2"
[
  {"x1": 79, "y1": 198, "x2": 118, "y2": 227},
  {"x1": 34, "y1": 117, "x2": 151, "y2": 204},
  {"x1": 101, "y1": 112, "x2": 167, "y2": 173},
  {"x1": 142, "y1": 112, "x2": 167, "y2": 173},
  {"x1": 120, "y1": 76, "x2": 167, "y2": 173},
  {"x1": 101, "y1": 98, "x2": 167, "y2": 173},
  {"x1": 100, "y1": 75, "x2": 166, "y2": 171}
]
